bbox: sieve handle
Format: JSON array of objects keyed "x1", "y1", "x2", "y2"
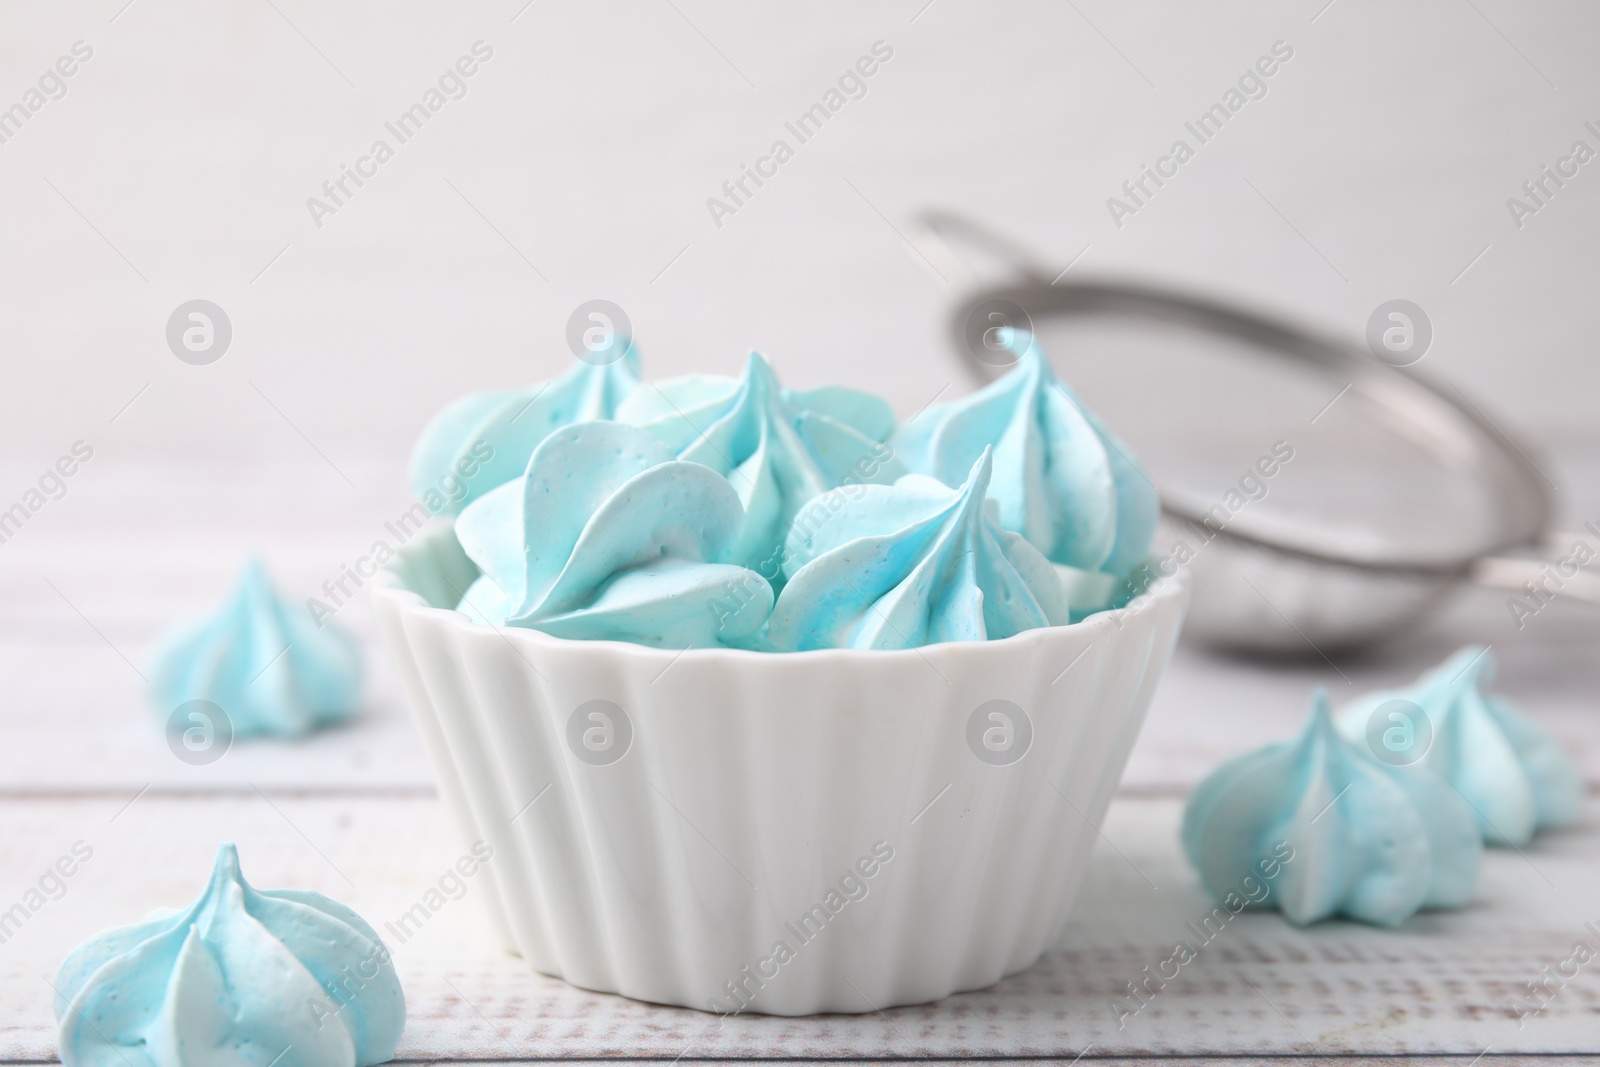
[{"x1": 1470, "y1": 531, "x2": 1600, "y2": 609}]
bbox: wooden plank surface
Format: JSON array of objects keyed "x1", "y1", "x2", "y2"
[
  {"x1": 1, "y1": 794, "x2": 1597, "y2": 1061},
  {"x1": 1, "y1": 455, "x2": 1597, "y2": 1061}
]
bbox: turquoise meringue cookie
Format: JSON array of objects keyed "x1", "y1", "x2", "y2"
[
  {"x1": 409, "y1": 346, "x2": 640, "y2": 515},
  {"x1": 148, "y1": 558, "x2": 362, "y2": 739},
  {"x1": 893, "y1": 333, "x2": 1158, "y2": 590},
  {"x1": 1182, "y1": 690, "x2": 1481, "y2": 927},
  {"x1": 616, "y1": 352, "x2": 905, "y2": 579},
  {"x1": 54, "y1": 844, "x2": 404, "y2": 1067},
  {"x1": 453, "y1": 421, "x2": 774, "y2": 647},
  {"x1": 1336, "y1": 646, "x2": 1583, "y2": 847},
  {"x1": 762, "y1": 448, "x2": 1070, "y2": 651}
]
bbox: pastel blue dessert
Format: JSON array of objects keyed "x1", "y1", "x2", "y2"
[
  {"x1": 409, "y1": 347, "x2": 640, "y2": 515},
  {"x1": 147, "y1": 558, "x2": 362, "y2": 738},
  {"x1": 414, "y1": 346, "x2": 1163, "y2": 649},
  {"x1": 454, "y1": 421, "x2": 774, "y2": 647},
  {"x1": 1182, "y1": 690, "x2": 1481, "y2": 926},
  {"x1": 1336, "y1": 647, "x2": 1583, "y2": 847},
  {"x1": 54, "y1": 844, "x2": 404, "y2": 1067},
  {"x1": 761, "y1": 449, "x2": 1069, "y2": 651},
  {"x1": 893, "y1": 334, "x2": 1158, "y2": 606},
  {"x1": 616, "y1": 352, "x2": 905, "y2": 580}
]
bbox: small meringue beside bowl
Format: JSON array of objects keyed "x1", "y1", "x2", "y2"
[
  {"x1": 1336, "y1": 646, "x2": 1582, "y2": 847},
  {"x1": 147, "y1": 558, "x2": 361, "y2": 739},
  {"x1": 54, "y1": 844, "x2": 403, "y2": 1067},
  {"x1": 1182, "y1": 690, "x2": 1481, "y2": 927}
]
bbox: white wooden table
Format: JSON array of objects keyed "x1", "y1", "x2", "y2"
[{"x1": 3, "y1": 456, "x2": 1597, "y2": 1064}]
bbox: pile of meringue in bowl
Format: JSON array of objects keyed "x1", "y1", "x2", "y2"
[{"x1": 373, "y1": 334, "x2": 1190, "y2": 1014}]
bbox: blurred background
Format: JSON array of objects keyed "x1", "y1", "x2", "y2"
[
  {"x1": 3, "y1": 0, "x2": 1598, "y2": 458},
  {"x1": 1, "y1": 0, "x2": 1596, "y2": 783}
]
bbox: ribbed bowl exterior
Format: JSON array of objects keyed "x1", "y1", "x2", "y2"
[{"x1": 372, "y1": 523, "x2": 1187, "y2": 1015}]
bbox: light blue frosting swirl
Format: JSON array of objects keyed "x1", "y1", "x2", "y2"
[
  {"x1": 761, "y1": 449, "x2": 1070, "y2": 651},
  {"x1": 1336, "y1": 647, "x2": 1583, "y2": 847},
  {"x1": 147, "y1": 558, "x2": 362, "y2": 738},
  {"x1": 54, "y1": 844, "x2": 404, "y2": 1067},
  {"x1": 616, "y1": 352, "x2": 905, "y2": 579},
  {"x1": 893, "y1": 334, "x2": 1158, "y2": 591},
  {"x1": 410, "y1": 347, "x2": 640, "y2": 515},
  {"x1": 453, "y1": 421, "x2": 774, "y2": 647},
  {"x1": 1182, "y1": 690, "x2": 1481, "y2": 927}
]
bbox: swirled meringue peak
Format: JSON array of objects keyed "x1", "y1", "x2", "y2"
[
  {"x1": 54, "y1": 843, "x2": 404, "y2": 1067},
  {"x1": 615, "y1": 351, "x2": 905, "y2": 577},
  {"x1": 762, "y1": 448, "x2": 1070, "y2": 651},
  {"x1": 1182, "y1": 690, "x2": 1481, "y2": 927},
  {"x1": 453, "y1": 420, "x2": 774, "y2": 647},
  {"x1": 409, "y1": 346, "x2": 640, "y2": 515},
  {"x1": 1336, "y1": 647, "x2": 1583, "y2": 847},
  {"x1": 147, "y1": 558, "x2": 362, "y2": 739},
  {"x1": 893, "y1": 333, "x2": 1158, "y2": 599}
]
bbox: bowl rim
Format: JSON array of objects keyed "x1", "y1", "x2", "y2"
[{"x1": 373, "y1": 521, "x2": 1189, "y2": 666}]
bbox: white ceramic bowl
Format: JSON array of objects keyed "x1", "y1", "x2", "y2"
[{"x1": 373, "y1": 522, "x2": 1187, "y2": 1016}]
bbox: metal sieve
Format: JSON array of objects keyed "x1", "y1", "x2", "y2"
[{"x1": 911, "y1": 211, "x2": 1600, "y2": 656}]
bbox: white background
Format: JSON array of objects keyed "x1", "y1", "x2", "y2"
[{"x1": 1, "y1": 0, "x2": 1596, "y2": 479}]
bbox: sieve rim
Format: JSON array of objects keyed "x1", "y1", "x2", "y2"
[{"x1": 947, "y1": 277, "x2": 1553, "y2": 577}]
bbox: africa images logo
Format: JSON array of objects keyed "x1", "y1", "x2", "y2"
[
  {"x1": 1105, "y1": 40, "x2": 1294, "y2": 228},
  {"x1": 705, "y1": 41, "x2": 894, "y2": 228},
  {"x1": 966, "y1": 700, "x2": 1033, "y2": 766},
  {"x1": 304, "y1": 41, "x2": 495, "y2": 229}
]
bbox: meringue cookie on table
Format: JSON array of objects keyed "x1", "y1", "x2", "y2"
[
  {"x1": 453, "y1": 421, "x2": 774, "y2": 648},
  {"x1": 1336, "y1": 646, "x2": 1583, "y2": 847},
  {"x1": 147, "y1": 557, "x2": 362, "y2": 739},
  {"x1": 893, "y1": 332, "x2": 1158, "y2": 607},
  {"x1": 761, "y1": 448, "x2": 1070, "y2": 651},
  {"x1": 53, "y1": 843, "x2": 404, "y2": 1067},
  {"x1": 616, "y1": 352, "x2": 905, "y2": 579},
  {"x1": 409, "y1": 346, "x2": 640, "y2": 515},
  {"x1": 1182, "y1": 690, "x2": 1481, "y2": 927}
]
